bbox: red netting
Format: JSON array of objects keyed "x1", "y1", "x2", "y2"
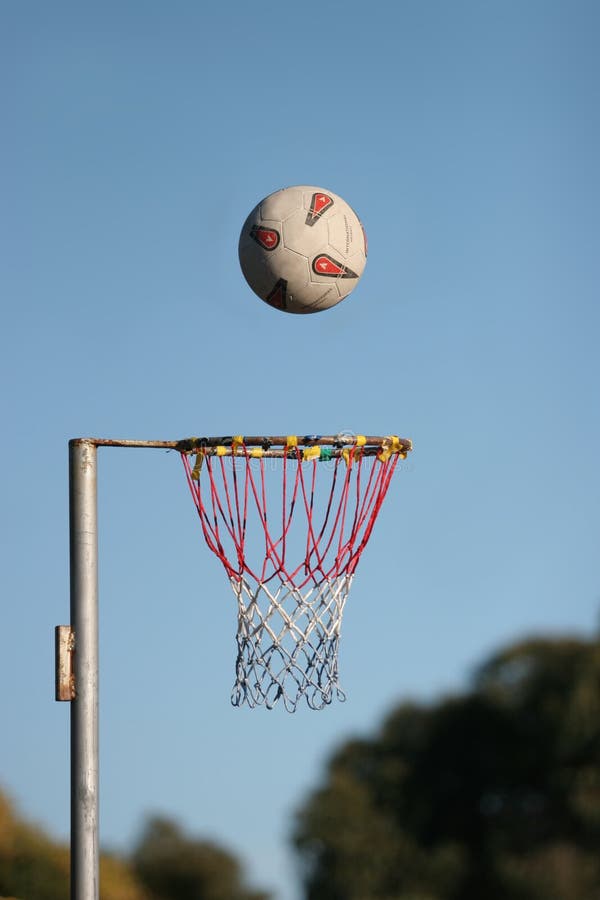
[{"x1": 181, "y1": 445, "x2": 399, "y2": 589}]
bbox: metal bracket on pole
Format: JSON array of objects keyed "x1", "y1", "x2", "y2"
[{"x1": 55, "y1": 625, "x2": 76, "y2": 701}]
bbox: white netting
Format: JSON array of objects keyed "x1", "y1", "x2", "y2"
[{"x1": 230, "y1": 573, "x2": 353, "y2": 711}]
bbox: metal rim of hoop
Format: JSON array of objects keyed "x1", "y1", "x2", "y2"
[{"x1": 176, "y1": 433, "x2": 412, "y2": 460}]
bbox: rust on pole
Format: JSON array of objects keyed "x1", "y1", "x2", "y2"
[{"x1": 55, "y1": 625, "x2": 76, "y2": 701}]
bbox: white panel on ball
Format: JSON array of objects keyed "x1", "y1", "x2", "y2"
[{"x1": 238, "y1": 185, "x2": 367, "y2": 314}]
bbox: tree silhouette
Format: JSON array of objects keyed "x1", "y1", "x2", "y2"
[
  {"x1": 293, "y1": 634, "x2": 600, "y2": 900},
  {"x1": 0, "y1": 793, "x2": 271, "y2": 900},
  {"x1": 132, "y1": 815, "x2": 270, "y2": 900},
  {"x1": 0, "y1": 789, "x2": 143, "y2": 900}
]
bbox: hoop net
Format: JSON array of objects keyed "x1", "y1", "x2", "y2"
[{"x1": 180, "y1": 434, "x2": 411, "y2": 711}]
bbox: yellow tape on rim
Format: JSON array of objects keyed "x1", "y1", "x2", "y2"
[
  {"x1": 302, "y1": 446, "x2": 321, "y2": 461},
  {"x1": 191, "y1": 451, "x2": 205, "y2": 480}
]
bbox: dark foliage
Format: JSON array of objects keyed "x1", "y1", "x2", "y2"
[
  {"x1": 132, "y1": 816, "x2": 270, "y2": 900},
  {"x1": 0, "y1": 794, "x2": 270, "y2": 900},
  {"x1": 293, "y1": 635, "x2": 600, "y2": 900}
]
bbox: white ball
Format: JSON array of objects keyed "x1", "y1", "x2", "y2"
[{"x1": 238, "y1": 185, "x2": 367, "y2": 314}]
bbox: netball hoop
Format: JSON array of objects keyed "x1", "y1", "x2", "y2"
[{"x1": 179, "y1": 433, "x2": 412, "y2": 711}]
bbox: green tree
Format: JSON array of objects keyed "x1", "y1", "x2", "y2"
[
  {"x1": 0, "y1": 791, "x2": 272, "y2": 900},
  {"x1": 0, "y1": 789, "x2": 144, "y2": 900},
  {"x1": 293, "y1": 635, "x2": 600, "y2": 900},
  {"x1": 132, "y1": 816, "x2": 270, "y2": 900}
]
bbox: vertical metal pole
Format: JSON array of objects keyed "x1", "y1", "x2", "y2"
[{"x1": 69, "y1": 439, "x2": 99, "y2": 900}]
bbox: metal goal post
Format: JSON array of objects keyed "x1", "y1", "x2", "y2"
[
  {"x1": 56, "y1": 433, "x2": 411, "y2": 898},
  {"x1": 56, "y1": 438, "x2": 186, "y2": 900}
]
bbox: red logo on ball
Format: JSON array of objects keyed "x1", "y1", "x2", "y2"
[
  {"x1": 312, "y1": 255, "x2": 358, "y2": 278},
  {"x1": 305, "y1": 192, "x2": 334, "y2": 226},
  {"x1": 265, "y1": 278, "x2": 288, "y2": 310},
  {"x1": 250, "y1": 225, "x2": 280, "y2": 251}
]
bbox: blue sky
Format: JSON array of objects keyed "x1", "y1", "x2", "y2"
[{"x1": 1, "y1": 2, "x2": 599, "y2": 897}]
